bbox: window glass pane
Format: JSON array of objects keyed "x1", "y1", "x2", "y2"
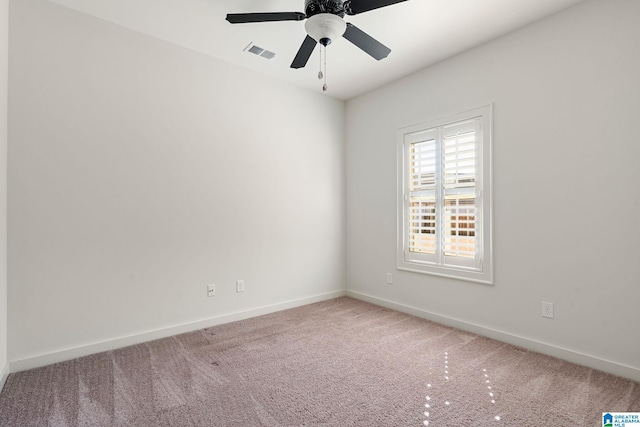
[
  {"x1": 409, "y1": 197, "x2": 436, "y2": 254},
  {"x1": 410, "y1": 140, "x2": 436, "y2": 192},
  {"x1": 444, "y1": 197, "x2": 476, "y2": 258},
  {"x1": 443, "y1": 130, "x2": 476, "y2": 189}
]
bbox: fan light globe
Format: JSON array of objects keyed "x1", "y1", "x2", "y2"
[{"x1": 305, "y1": 13, "x2": 347, "y2": 46}]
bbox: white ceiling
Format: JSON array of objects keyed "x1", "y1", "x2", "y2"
[{"x1": 49, "y1": 0, "x2": 584, "y2": 100}]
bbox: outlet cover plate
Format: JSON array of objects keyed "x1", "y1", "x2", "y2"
[{"x1": 542, "y1": 301, "x2": 554, "y2": 318}]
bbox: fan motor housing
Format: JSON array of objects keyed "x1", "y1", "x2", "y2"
[
  {"x1": 305, "y1": 0, "x2": 346, "y2": 18},
  {"x1": 305, "y1": 13, "x2": 347, "y2": 46}
]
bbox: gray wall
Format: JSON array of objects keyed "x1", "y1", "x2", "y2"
[
  {"x1": 0, "y1": 0, "x2": 7, "y2": 387},
  {"x1": 8, "y1": 0, "x2": 345, "y2": 365},
  {"x1": 346, "y1": 0, "x2": 640, "y2": 379}
]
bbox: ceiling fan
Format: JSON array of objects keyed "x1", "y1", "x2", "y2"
[{"x1": 226, "y1": 0, "x2": 408, "y2": 70}]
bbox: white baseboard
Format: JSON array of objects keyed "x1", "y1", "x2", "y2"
[
  {"x1": 10, "y1": 290, "x2": 346, "y2": 373},
  {"x1": 0, "y1": 362, "x2": 8, "y2": 392},
  {"x1": 347, "y1": 290, "x2": 640, "y2": 383}
]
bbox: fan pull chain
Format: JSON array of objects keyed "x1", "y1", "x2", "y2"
[
  {"x1": 318, "y1": 45, "x2": 323, "y2": 80},
  {"x1": 323, "y1": 46, "x2": 328, "y2": 92},
  {"x1": 317, "y1": 45, "x2": 328, "y2": 92}
]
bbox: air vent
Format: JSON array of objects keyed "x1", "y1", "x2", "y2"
[
  {"x1": 248, "y1": 45, "x2": 264, "y2": 55},
  {"x1": 260, "y1": 50, "x2": 276, "y2": 60},
  {"x1": 244, "y1": 43, "x2": 276, "y2": 60}
]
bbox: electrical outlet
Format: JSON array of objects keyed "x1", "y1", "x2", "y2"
[
  {"x1": 236, "y1": 280, "x2": 245, "y2": 293},
  {"x1": 386, "y1": 273, "x2": 393, "y2": 284},
  {"x1": 207, "y1": 284, "x2": 215, "y2": 297},
  {"x1": 542, "y1": 301, "x2": 554, "y2": 318}
]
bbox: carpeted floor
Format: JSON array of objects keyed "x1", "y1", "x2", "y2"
[{"x1": 0, "y1": 297, "x2": 638, "y2": 426}]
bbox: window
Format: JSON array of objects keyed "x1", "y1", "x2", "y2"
[{"x1": 397, "y1": 106, "x2": 492, "y2": 284}]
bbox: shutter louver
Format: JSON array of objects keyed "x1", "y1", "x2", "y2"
[
  {"x1": 410, "y1": 139, "x2": 436, "y2": 192},
  {"x1": 409, "y1": 198, "x2": 436, "y2": 254},
  {"x1": 408, "y1": 139, "x2": 437, "y2": 255},
  {"x1": 442, "y1": 120, "x2": 478, "y2": 261}
]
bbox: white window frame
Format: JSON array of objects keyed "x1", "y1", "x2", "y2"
[{"x1": 397, "y1": 105, "x2": 493, "y2": 284}]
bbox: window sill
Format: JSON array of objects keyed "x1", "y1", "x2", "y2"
[{"x1": 397, "y1": 261, "x2": 493, "y2": 285}]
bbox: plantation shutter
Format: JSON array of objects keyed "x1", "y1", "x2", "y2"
[
  {"x1": 397, "y1": 105, "x2": 491, "y2": 284},
  {"x1": 403, "y1": 119, "x2": 481, "y2": 269},
  {"x1": 406, "y1": 130, "x2": 438, "y2": 263},
  {"x1": 442, "y1": 119, "x2": 480, "y2": 269}
]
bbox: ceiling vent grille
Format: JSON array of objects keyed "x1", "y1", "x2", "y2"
[{"x1": 244, "y1": 43, "x2": 276, "y2": 60}]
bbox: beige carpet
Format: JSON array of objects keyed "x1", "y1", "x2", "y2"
[{"x1": 0, "y1": 297, "x2": 638, "y2": 426}]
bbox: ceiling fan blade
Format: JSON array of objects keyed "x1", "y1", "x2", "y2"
[
  {"x1": 226, "y1": 12, "x2": 306, "y2": 24},
  {"x1": 342, "y1": 23, "x2": 391, "y2": 60},
  {"x1": 291, "y1": 35, "x2": 317, "y2": 69},
  {"x1": 344, "y1": 0, "x2": 408, "y2": 15}
]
